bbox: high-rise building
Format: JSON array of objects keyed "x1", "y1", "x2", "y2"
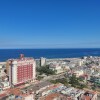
[
  {"x1": 40, "y1": 57, "x2": 46, "y2": 66},
  {"x1": 7, "y1": 54, "x2": 36, "y2": 86}
]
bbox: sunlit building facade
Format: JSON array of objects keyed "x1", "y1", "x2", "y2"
[{"x1": 7, "y1": 54, "x2": 36, "y2": 86}]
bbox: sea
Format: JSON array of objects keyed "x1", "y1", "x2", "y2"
[{"x1": 0, "y1": 48, "x2": 100, "y2": 61}]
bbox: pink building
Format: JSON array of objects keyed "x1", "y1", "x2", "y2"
[{"x1": 7, "y1": 54, "x2": 36, "y2": 86}]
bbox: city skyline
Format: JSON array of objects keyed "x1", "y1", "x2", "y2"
[{"x1": 0, "y1": 0, "x2": 100, "y2": 48}]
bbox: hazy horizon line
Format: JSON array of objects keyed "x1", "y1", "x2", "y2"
[{"x1": 0, "y1": 48, "x2": 100, "y2": 49}]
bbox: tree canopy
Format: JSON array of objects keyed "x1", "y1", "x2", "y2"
[{"x1": 36, "y1": 65, "x2": 56, "y2": 75}]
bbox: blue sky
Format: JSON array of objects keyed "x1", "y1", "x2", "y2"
[{"x1": 0, "y1": 0, "x2": 100, "y2": 48}]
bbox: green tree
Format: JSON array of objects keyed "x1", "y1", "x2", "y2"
[
  {"x1": 50, "y1": 78, "x2": 68, "y2": 86},
  {"x1": 69, "y1": 75, "x2": 80, "y2": 87},
  {"x1": 37, "y1": 76, "x2": 43, "y2": 80},
  {"x1": 36, "y1": 65, "x2": 56, "y2": 75},
  {"x1": 78, "y1": 84, "x2": 87, "y2": 89}
]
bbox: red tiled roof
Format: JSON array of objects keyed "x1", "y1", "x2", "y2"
[
  {"x1": 9, "y1": 88, "x2": 21, "y2": 95},
  {"x1": 43, "y1": 93, "x2": 61, "y2": 100},
  {"x1": 0, "y1": 93, "x2": 7, "y2": 99},
  {"x1": 85, "y1": 96, "x2": 91, "y2": 100},
  {"x1": 48, "y1": 84, "x2": 62, "y2": 90}
]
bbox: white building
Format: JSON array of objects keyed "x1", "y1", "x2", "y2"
[
  {"x1": 40, "y1": 57, "x2": 46, "y2": 66},
  {"x1": 49, "y1": 63, "x2": 63, "y2": 74},
  {"x1": 0, "y1": 81, "x2": 10, "y2": 89},
  {"x1": 73, "y1": 70, "x2": 84, "y2": 77},
  {"x1": 0, "y1": 62, "x2": 6, "y2": 68},
  {"x1": 0, "y1": 62, "x2": 6, "y2": 77}
]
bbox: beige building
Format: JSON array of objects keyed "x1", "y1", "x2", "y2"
[
  {"x1": 40, "y1": 57, "x2": 46, "y2": 66},
  {"x1": 73, "y1": 70, "x2": 84, "y2": 77},
  {"x1": 49, "y1": 63, "x2": 63, "y2": 74}
]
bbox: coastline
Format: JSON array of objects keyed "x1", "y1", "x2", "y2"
[{"x1": 0, "y1": 48, "x2": 100, "y2": 61}]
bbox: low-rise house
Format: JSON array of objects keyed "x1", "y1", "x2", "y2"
[
  {"x1": 61, "y1": 87, "x2": 85, "y2": 100},
  {"x1": 0, "y1": 81, "x2": 10, "y2": 90},
  {"x1": 40, "y1": 93, "x2": 67, "y2": 100},
  {"x1": 9, "y1": 88, "x2": 34, "y2": 100},
  {"x1": 0, "y1": 62, "x2": 6, "y2": 76},
  {"x1": 81, "y1": 91, "x2": 97, "y2": 100},
  {"x1": 28, "y1": 81, "x2": 52, "y2": 94},
  {"x1": 73, "y1": 70, "x2": 84, "y2": 77},
  {"x1": 49, "y1": 63, "x2": 64, "y2": 74},
  {"x1": 36, "y1": 83, "x2": 64, "y2": 97},
  {"x1": 15, "y1": 92, "x2": 34, "y2": 100},
  {"x1": 4, "y1": 94, "x2": 15, "y2": 100}
]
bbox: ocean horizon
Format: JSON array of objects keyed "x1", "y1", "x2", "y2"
[{"x1": 0, "y1": 48, "x2": 100, "y2": 61}]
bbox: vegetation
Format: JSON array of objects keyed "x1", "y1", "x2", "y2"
[
  {"x1": 50, "y1": 74, "x2": 87, "y2": 89},
  {"x1": 36, "y1": 65, "x2": 56, "y2": 75},
  {"x1": 37, "y1": 66, "x2": 87, "y2": 89},
  {"x1": 69, "y1": 75, "x2": 79, "y2": 87},
  {"x1": 36, "y1": 76, "x2": 44, "y2": 80},
  {"x1": 78, "y1": 84, "x2": 87, "y2": 89},
  {"x1": 69, "y1": 75, "x2": 87, "y2": 89},
  {"x1": 50, "y1": 78, "x2": 68, "y2": 86}
]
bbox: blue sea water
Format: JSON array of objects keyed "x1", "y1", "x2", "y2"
[{"x1": 0, "y1": 48, "x2": 100, "y2": 61}]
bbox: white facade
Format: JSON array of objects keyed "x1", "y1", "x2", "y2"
[
  {"x1": 0, "y1": 62, "x2": 6, "y2": 68},
  {"x1": 74, "y1": 70, "x2": 84, "y2": 77},
  {"x1": 12, "y1": 61, "x2": 17, "y2": 85},
  {"x1": 0, "y1": 62, "x2": 6, "y2": 77},
  {"x1": 33, "y1": 60, "x2": 36, "y2": 81},
  {"x1": 49, "y1": 64, "x2": 63, "y2": 74},
  {"x1": 78, "y1": 60, "x2": 83, "y2": 66},
  {"x1": 24, "y1": 94, "x2": 34, "y2": 100},
  {"x1": 40, "y1": 57, "x2": 46, "y2": 66},
  {"x1": 0, "y1": 81, "x2": 10, "y2": 89}
]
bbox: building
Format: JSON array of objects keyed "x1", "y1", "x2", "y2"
[
  {"x1": 15, "y1": 89, "x2": 34, "y2": 100},
  {"x1": 81, "y1": 91, "x2": 97, "y2": 100},
  {"x1": 16, "y1": 93, "x2": 34, "y2": 100},
  {"x1": 0, "y1": 62, "x2": 6, "y2": 69},
  {"x1": 0, "y1": 81, "x2": 10, "y2": 90},
  {"x1": 0, "y1": 62, "x2": 6, "y2": 77},
  {"x1": 40, "y1": 57, "x2": 46, "y2": 66},
  {"x1": 78, "y1": 59, "x2": 84, "y2": 66},
  {"x1": 49, "y1": 63, "x2": 63, "y2": 74},
  {"x1": 73, "y1": 70, "x2": 84, "y2": 77},
  {"x1": 7, "y1": 54, "x2": 36, "y2": 86},
  {"x1": 40, "y1": 93, "x2": 67, "y2": 100}
]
